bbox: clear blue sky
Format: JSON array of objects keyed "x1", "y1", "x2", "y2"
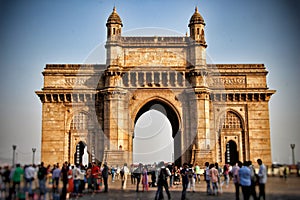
[{"x1": 0, "y1": 0, "x2": 299, "y2": 165}]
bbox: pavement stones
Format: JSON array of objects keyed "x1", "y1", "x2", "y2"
[{"x1": 76, "y1": 176, "x2": 300, "y2": 200}]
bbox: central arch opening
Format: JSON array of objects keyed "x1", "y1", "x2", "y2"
[
  {"x1": 133, "y1": 110, "x2": 174, "y2": 164},
  {"x1": 132, "y1": 99, "x2": 181, "y2": 165}
]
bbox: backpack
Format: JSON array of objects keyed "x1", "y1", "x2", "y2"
[
  {"x1": 38, "y1": 167, "x2": 45, "y2": 180},
  {"x1": 120, "y1": 168, "x2": 124, "y2": 176},
  {"x1": 159, "y1": 168, "x2": 168, "y2": 181}
]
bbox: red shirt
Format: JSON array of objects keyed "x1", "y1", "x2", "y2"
[{"x1": 91, "y1": 165, "x2": 100, "y2": 178}]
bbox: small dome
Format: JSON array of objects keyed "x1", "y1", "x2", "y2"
[
  {"x1": 189, "y1": 7, "x2": 205, "y2": 26},
  {"x1": 106, "y1": 7, "x2": 123, "y2": 26}
]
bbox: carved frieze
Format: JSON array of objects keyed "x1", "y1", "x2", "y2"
[
  {"x1": 209, "y1": 76, "x2": 246, "y2": 88},
  {"x1": 65, "y1": 77, "x2": 88, "y2": 87}
]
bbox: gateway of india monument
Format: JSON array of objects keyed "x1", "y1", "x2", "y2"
[{"x1": 36, "y1": 7, "x2": 275, "y2": 167}]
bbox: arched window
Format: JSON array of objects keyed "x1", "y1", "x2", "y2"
[
  {"x1": 70, "y1": 112, "x2": 88, "y2": 130},
  {"x1": 220, "y1": 111, "x2": 242, "y2": 129}
]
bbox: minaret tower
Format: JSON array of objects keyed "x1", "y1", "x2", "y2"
[
  {"x1": 105, "y1": 6, "x2": 123, "y2": 67},
  {"x1": 188, "y1": 6, "x2": 207, "y2": 69},
  {"x1": 187, "y1": 7, "x2": 211, "y2": 165},
  {"x1": 106, "y1": 6, "x2": 123, "y2": 39},
  {"x1": 189, "y1": 6, "x2": 206, "y2": 45}
]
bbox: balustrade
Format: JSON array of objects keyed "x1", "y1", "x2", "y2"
[{"x1": 122, "y1": 71, "x2": 187, "y2": 88}]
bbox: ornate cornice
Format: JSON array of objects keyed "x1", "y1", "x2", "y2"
[{"x1": 210, "y1": 91, "x2": 276, "y2": 102}]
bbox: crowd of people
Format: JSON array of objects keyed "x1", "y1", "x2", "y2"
[{"x1": 0, "y1": 159, "x2": 268, "y2": 200}]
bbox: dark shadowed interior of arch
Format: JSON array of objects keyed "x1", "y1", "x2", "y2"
[
  {"x1": 225, "y1": 140, "x2": 238, "y2": 166},
  {"x1": 133, "y1": 100, "x2": 181, "y2": 165}
]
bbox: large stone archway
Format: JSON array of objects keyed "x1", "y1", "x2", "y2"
[{"x1": 36, "y1": 7, "x2": 275, "y2": 166}]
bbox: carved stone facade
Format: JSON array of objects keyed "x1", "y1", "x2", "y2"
[{"x1": 36, "y1": 7, "x2": 275, "y2": 166}]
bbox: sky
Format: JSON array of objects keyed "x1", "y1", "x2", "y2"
[{"x1": 0, "y1": 0, "x2": 299, "y2": 165}]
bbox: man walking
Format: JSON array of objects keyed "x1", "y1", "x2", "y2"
[
  {"x1": 257, "y1": 159, "x2": 267, "y2": 200},
  {"x1": 155, "y1": 161, "x2": 171, "y2": 200},
  {"x1": 180, "y1": 163, "x2": 189, "y2": 200},
  {"x1": 24, "y1": 164, "x2": 35, "y2": 198},
  {"x1": 121, "y1": 163, "x2": 130, "y2": 189},
  {"x1": 231, "y1": 161, "x2": 242, "y2": 200},
  {"x1": 204, "y1": 162, "x2": 211, "y2": 195},
  {"x1": 37, "y1": 162, "x2": 48, "y2": 199},
  {"x1": 239, "y1": 161, "x2": 251, "y2": 200},
  {"x1": 102, "y1": 162, "x2": 109, "y2": 193}
]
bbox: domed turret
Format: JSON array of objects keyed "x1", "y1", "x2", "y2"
[
  {"x1": 188, "y1": 7, "x2": 206, "y2": 45},
  {"x1": 106, "y1": 7, "x2": 123, "y2": 39},
  {"x1": 189, "y1": 7, "x2": 205, "y2": 26}
]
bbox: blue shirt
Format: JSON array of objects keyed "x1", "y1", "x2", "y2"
[
  {"x1": 52, "y1": 168, "x2": 61, "y2": 179},
  {"x1": 238, "y1": 166, "x2": 251, "y2": 186}
]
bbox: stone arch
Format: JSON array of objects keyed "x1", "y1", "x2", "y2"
[
  {"x1": 133, "y1": 97, "x2": 181, "y2": 138},
  {"x1": 131, "y1": 96, "x2": 183, "y2": 166},
  {"x1": 216, "y1": 109, "x2": 246, "y2": 164},
  {"x1": 65, "y1": 110, "x2": 91, "y2": 164},
  {"x1": 217, "y1": 109, "x2": 245, "y2": 131}
]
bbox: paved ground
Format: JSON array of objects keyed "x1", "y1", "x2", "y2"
[{"x1": 75, "y1": 176, "x2": 300, "y2": 200}]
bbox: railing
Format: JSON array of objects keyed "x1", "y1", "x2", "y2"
[{"x1": 122, "y1": 71, "x2": 189, "y2": 88}]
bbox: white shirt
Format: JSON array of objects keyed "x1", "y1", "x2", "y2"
[
  {"x1": 258, "y1": 164, "x2": 267, "y2": 184},
  {"x1": 122, "y1": 166, "x2": 130, "y2": 174},
  {"x1": 25, "y1": 166, "x2": 35, "y2": 179}
]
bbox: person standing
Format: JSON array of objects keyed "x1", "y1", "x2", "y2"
[
  {"x1": 134, "y1": 163, "x2": 143, "y2": 192},
  {"x1": 2, "y1": 166, "x2": 10, "y2": 199},
  {"x1": 91, "y1": 162, "x2": 100, "y2": 193},
  {"x1": 86, "y1": 163, "x2": 92, "y2": 192},
  {"x1": 52, "y1": 164, "x2": 61, "y2": 191},
  {"x1": 194, "y1": 163, "x2": 201, "y2": 184},
  {"x1": 155, "y1": 161, "x2": 171, "y2": 200},
  {"x1": 223, "y1": 163, "x2": 229, "y2": 186},
  {"x1": 130, "y1": 164, "x2": 136, "y2": 185},
  {"x1": 111, "y1": 166, "x2": 115, "y2": 182},
  {"x1": 257, "y1": 159, "x2": 267, "y2": 200},
  {"x1": 121, "y1": 163, "x2": 130, "y2": 189},
  {"x1": 188, "y1": 164, "x2": 195, "y2": 192},
  {"x1": 60, "y1": 162, "x2": 69, "y2": 200},
  {"x1": 180, "y1": 163, "x2": 189, "y2": 200},
  {"x1": 142, "y1": 166, "x2": 149, "y2": 192},
  {"x1": 248, "y1": 161, "x2": 258, "y2": 200},
  {"x1": 204, "y1": 162, "x2": 212, "y2": 195},
  {"x1": 215, "y1": 162, "x2": 223, "y2": 193},
  {"x1": 24, "y1": 164, "x2": 35, "y2": 198},
  {"x1": 167, "y1": 163, "x2": 174, "y2": 188},
  {"x1": 231, "y1": 161, "x2": 242, "y2": 200},
  {"x1": 73, "y1": 164, "x2": 82, "y2": 197},
  {"x1": 37, "y1": 162, "x2": 48, "y2": 199},
  {"x1": 78, "y1": 164, "x2": 86, "y2": 195},
  {"x1": 239, "y1": 161, "x2": 251, "y2": 200},
  {"x1": 12, "y1": 164, "x2": 24, "y2": 198},
  {"x1": 67, "y1": 165, "x2": 74, "y2": 197},
  {"x1": 102, "y1": 162, "x2": 109, "y2": 193},
  {"x1": 209, "y1": 163, "x2": 219, "y2": 195}
]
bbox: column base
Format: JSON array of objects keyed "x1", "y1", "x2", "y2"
[{"x1": 103, "y1": 150, "x2": 126, "y2": 167}]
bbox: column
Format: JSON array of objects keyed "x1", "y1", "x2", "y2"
[
  {"x1": 144, "y1": 72, "x2": 147, "y2": 87},
  {"x1": 159, "y1": 71, "x2": 162, "y2": 86},
  {"x1": 135, "y1": 72, "x2": 139, "y2": 87},
  {"x1": 128, "y1": 72, "x2": 131, "y2": 87},
  {"x1": 174, "y1": 72, "x2": 178, "y2": 87}
]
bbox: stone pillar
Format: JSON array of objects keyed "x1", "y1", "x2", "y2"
[{"x1": 102, "y1": 87, "x2": 129, "y2": 167}]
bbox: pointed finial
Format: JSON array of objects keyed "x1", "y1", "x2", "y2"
[
  {"x1": 195, "y1": 6, "x2": 198, "y2": 13},
  {"x1": 113, "y1": 6, "x2": 116, "y2": 13}
]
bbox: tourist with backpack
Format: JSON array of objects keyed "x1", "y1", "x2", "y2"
[
  {"x1": 37, "y1": 162, "x2": 48, "y2": 199},
  {"x1": 155, "y1": 161, "x2": 171, "y2": 200},
  {"x1": 180, "y1": 163, "x2": 189, "y2": 200}
]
